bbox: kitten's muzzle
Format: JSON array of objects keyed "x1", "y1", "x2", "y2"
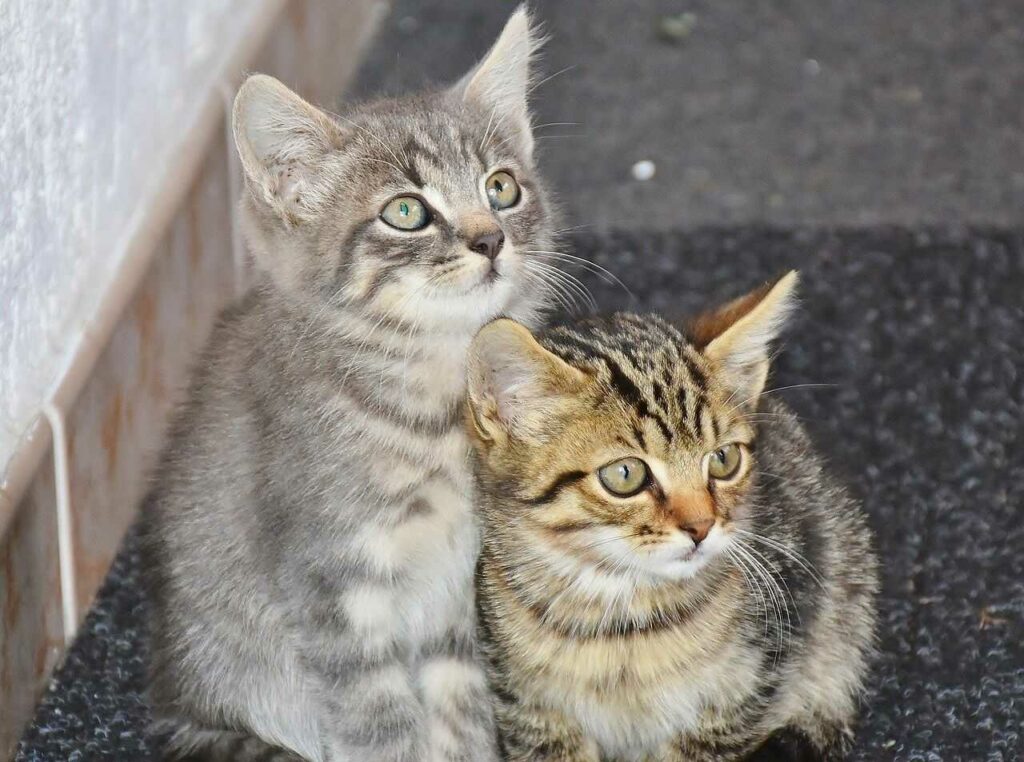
[{"x1": 469, "y1": 230, "x2": 505, "y2": 261}]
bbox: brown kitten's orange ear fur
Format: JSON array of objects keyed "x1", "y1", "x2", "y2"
[
  {"x1": 690, "y1": 271, "x2": 799, "y2": 407},
  {"x1": 467, "y1": 319, "x2": 587, "y2": 445}
]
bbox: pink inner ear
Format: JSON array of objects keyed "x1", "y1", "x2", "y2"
[{"x1": 270, "y1": 162, "x2": 308, "y2": 207}]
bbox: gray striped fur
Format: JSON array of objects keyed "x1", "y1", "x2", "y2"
[{"x1": 142, "y1": 8, "x2": 553, "y2": 761}]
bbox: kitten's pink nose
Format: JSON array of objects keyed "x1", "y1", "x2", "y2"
[
  {"x1": 469, "y1": 230, "x2": 505, "y2": 260},
  {"x1": 680, "y1": 519, "x2": 714, "y2": 545}
]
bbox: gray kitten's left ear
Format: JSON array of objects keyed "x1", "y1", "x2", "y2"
[
  {"x1": 454, "y1": 5, "x2": 540, "y2": 157},
  {"x1": 232, "y1": 74, "x2": 345, "y2": 222}
]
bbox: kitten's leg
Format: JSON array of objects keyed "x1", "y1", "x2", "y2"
[
  {"x1": 154, "y1": 718, "x2": 305, "y2": 761},
  {"x1": 418, "y1": 627, "x2": 499, "y2": 762},
  {"x1": 495, "y1": 700, "x2": 600, "y2": 762},
  {"x1": 650, "y1": 732, "x2": 754, "y2": 762},
  {"x1": 296, "y1": 592, "x2": 426, "y2": 761},
  {"x1": 745, "y1": 723, "x2": 854, "y2": 761},
  {"x1": 310, "y1": 644, "x2": 426, "y2": 762}
]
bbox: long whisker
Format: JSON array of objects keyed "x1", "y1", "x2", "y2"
[
  {"x1": 519, "y1": 265, "x2": 576, "y2": 314},
  {"x1": 522, "y1": 260, "x2": 593, "y2": 314},
  {"x1": 528, "y1": 64, "x2": 577, "y2": 95},
  {"x1": 525, "y1": 260, "x2": 597, "y2": 311},
  {"x1": 734, "y1": 529, "x2": 828, "y2": 591},
  {"x1": 551, "y1": 223, "x2": 595, "y2": 236},
  {"x1": 526, "y1": 250, "x2": 635, "y2": 300},
  {"x1": 731, "y1": 540, "x2": 790, "y2": 664},
  {"x1": 725, "y1": 383, "x2": 839, "y2": 418},
  {"x1": 726, "y1": 545, "x2": 771, "y2": 636}
]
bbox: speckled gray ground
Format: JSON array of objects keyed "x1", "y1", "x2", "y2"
[
  {"x1": 351, "y1": 0, "x2": 1024, "y2": 228},
  {"x1": 17, "y1": 228, "x2": 1024, "y2": 761}
]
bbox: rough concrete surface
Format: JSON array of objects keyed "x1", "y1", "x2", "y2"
[{"x1": 351, "y1": 0, "x2": 1024, "y2": 229}]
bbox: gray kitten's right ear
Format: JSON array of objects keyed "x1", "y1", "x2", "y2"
[
  {"x1": 467, "y1": 319, "x2": 586, "y2": 444},
  {"x1": 232, "y1": 74, "x2": 344, "y2": 221},
  {"x1": 453, "y1": 5, "x2": 540, "y2": 158}
]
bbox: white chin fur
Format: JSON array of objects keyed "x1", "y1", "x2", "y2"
[
  {"x1": 390, "y1": 250, "x2": 532, "y2": 330},
  {"x1": 592, "y1": 525, "x2": 731, "y2": 584}
]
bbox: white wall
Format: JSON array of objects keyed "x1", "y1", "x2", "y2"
[{"x1": 0, "y1": 0, "x2": 274, "y2": 480}]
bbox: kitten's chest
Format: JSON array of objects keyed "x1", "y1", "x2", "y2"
[
  {"x1": 569, "y1": 641, "x2": 762, "y2": 755},
  {"x1": 523, "y1": 600, "x2": 763, "y2": 755},
  {"x1": 350, "y1": 462, "x2": 479, "y2": 641}
]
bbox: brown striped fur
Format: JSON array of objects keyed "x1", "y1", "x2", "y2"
[{"x1": 466, "y1": 274, "x2": 878, "y2": 761}]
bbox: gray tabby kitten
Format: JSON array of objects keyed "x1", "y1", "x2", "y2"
[
  {"x1": 465, "y1": 274, "x2": 879, "y2": 761},
  {"x1": 142, "y1": 9, "x2": 553, "y2": 761}
]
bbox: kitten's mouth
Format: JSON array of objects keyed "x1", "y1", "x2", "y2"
[{"x1": 674, "y1": 546, "x2": 699, "y2": 562}]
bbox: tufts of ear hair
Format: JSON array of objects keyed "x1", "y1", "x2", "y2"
[
  {"x1": 467, "y1": 319, "x2": 587, "y2": 445},
  {"x1": 451, "y1": 4, "x2": 542, "y2": 158},
  {"x1": 690, "y1": 271, "x2": 799, "y2": 407},
  {"x1": 232, "y1": 74, "x2": 345, "y2": 222}
]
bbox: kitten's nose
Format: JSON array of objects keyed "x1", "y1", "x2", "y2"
[
  {"x1": 469, "y1": 230, "x2": 505, "y2": 260},
  {"x1": 680, "y1": 519, "x2": 714, "y2": 545}
]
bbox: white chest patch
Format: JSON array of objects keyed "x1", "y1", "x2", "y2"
[
  {"x1": 349, "y1": 471, "x2": 479, "y2": 647},
  {"x1": 562, "y1": 641, "x2": 763, "y2": 756}
]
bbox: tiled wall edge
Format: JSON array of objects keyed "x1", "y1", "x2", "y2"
[{"x1": 0, "y1": 1, "x2": 387, "y2": 756}]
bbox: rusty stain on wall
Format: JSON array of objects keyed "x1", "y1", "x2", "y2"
[
  {"x1": 0, "y1": 458, "x2": 62, "y2": 756},
  {"x1": 100, "y1": 392, "x2": 124, "y2": 478}
]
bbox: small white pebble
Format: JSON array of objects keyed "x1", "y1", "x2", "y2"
[
  {"x1": 804, "y1": 58, "x2": 821, "y2": 76},
  {"x1": 631, "y1": 160, "x2": 656, "y2": 182}
]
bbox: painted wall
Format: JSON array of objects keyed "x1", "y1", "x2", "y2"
[{"x1": 0, "y1": 0, "x2": 270, "y2": 481}]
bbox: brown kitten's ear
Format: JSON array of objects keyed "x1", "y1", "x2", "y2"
[
  {"x1": 690, "y1": 271, "x2": 799, "y2": 406},
  {"x1": 467, "y1": 319, "x2": 587, "y2": 444},
  {"x1": 232, "y1": 74, "x2": 344, "y2": 222},
  {"x1": 453, "y1": 5, "x2": 540, "y2": 158}
]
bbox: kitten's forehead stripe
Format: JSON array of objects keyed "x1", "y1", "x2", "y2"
[{"x1": 542, "y1": 314, "x2": 732, "y2": 451}]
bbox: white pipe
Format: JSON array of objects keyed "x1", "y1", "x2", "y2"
[{"x1": 41, "y1": 403, "x2": 78, "y2": 643}]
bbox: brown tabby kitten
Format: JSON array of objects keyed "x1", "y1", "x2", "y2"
[{"x1": 466, "y1": 273, "x2": 878, "y2": 761}]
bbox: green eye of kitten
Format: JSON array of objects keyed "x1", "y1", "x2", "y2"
[
  {"x1": 380, "y1": 196, "x2": 430, "y2": 230},
  {"x1": 598, "y1": 457, "x2": 649, "y2": 497},
  {"x1": 707, "y1": 444, "x2": 743, "y2": 481},
  {"x1": 486, "y1": 170, "x2": 520, "y2": 210}
]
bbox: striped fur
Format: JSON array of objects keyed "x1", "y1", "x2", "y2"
[
  {"x1": 467, "y1": 275, "x2": 879, "y2": 761},
  {"x1": 142, "y1": 8, "x2": 555, "y2": 761}
]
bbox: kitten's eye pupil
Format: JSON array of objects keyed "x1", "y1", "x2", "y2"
[
  {"x1": 598, "y1": 457, "x2": 649, "y2": 498},
  {"x1": 399, "y1": 201, "x2": 409, "y2": 216}
]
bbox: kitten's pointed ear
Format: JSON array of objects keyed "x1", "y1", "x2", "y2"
[
  {"x1": 468, "y1": 319, "x2": 587, "y2": 445},
  {"x1": 690, "y1": 272, "x2": 799, "y2": 407},
  {"x1": 453, "y1": 5, "x2": 540, "y2": 157},
  {"x1": 232, "y1": 74, "x2": 344, "y2": 221}
]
